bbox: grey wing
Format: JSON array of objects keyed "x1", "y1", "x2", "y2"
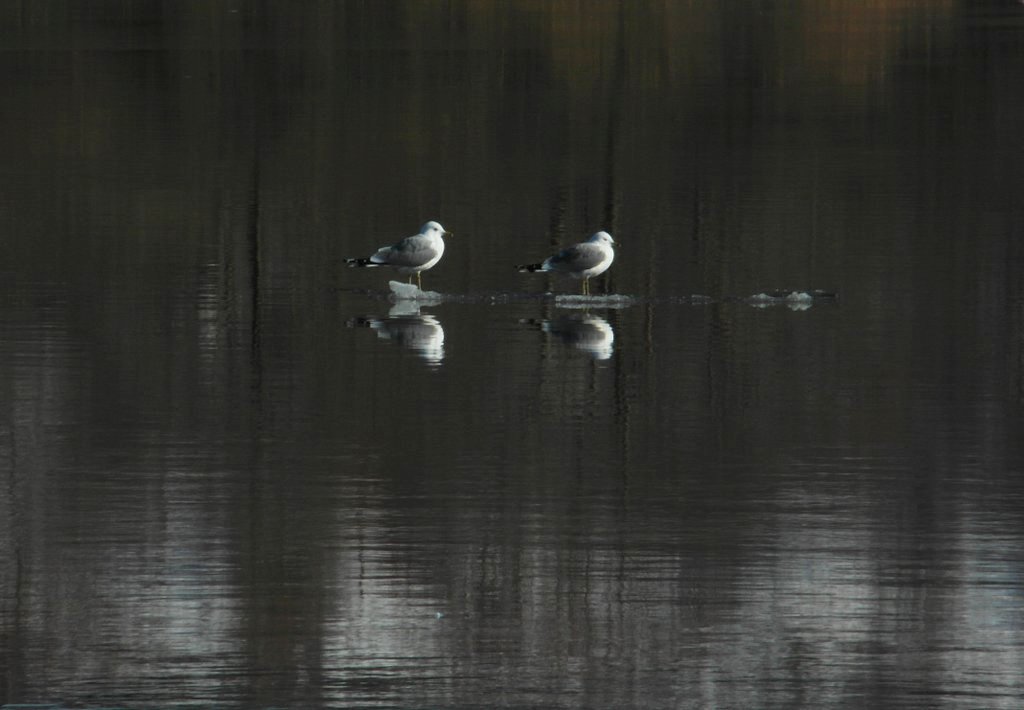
[
  {"x1": 373, "y1": 235, "x2": 439, "y2": 268},
  {"x1": 547, "y1": 243, "x2": 606, "y2": 272}
]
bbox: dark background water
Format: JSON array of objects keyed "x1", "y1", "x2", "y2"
[{"x1": 2, "y1": 1, "x2": 1024, "y2": 708}]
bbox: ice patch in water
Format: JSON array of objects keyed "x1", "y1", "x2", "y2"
[
  {"x1": 389, "y1": 280, "x2": 444, "y2": 304},
  {"x1": 745, "y1": 290, "x2": 824, "y2": 310},
  {"x1": 553, "y1": 293, "x2": 637, "y2": 309}
]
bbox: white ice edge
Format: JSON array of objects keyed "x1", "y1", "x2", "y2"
[
  {"x1": 389, "y1": 281, "x2": 444, "y2": 303},
  {"x1": 553, "y1": 294, "x2": 637, "y2": 309}
]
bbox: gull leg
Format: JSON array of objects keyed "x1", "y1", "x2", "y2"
[
  {"x1": 582, "y1": 278, "x2": 589, "y2": 296},
  {"x1": 417, "y1": 272, "x2": 423, "y2": 290}
]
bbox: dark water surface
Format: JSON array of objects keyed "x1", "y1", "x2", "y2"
[{"x1": 3, "y1": 2, "x2": 1024, "y2": 708}]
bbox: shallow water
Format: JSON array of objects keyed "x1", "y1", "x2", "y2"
[{"x1": 2, "y1": 2, "x2": 1024, "y2": 708}]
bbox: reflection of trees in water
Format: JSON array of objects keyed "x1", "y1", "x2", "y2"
[{"x1": 2, "y1": 5, "x2": 1023, "y2": 705}]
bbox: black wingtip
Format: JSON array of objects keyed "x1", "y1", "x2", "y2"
[
  {"x1": 516, "y1": 263, "x2": 543, "y2": 273},
  {"x1": 346, "y1": 257, "x2": 376, "y2": 268}
]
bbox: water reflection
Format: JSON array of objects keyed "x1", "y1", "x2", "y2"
[
  {"x1": 2, "y1": 0, "x2": 1024, "y2": 707},
  {"x1": 347, "y1": 303, "x2": 445, "y2": 365},
  {"x1": 537, "y1": 313, "x2": 615, "y2": 360}
]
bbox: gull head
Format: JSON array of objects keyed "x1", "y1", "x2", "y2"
[
  {"x1": 421, "y1": 220, "x2": 448, "y2": 237},
  {"x1": 588, "y1": 231, "x2": 615, "y2": 246}
]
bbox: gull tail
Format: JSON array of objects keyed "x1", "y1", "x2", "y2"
[
  {"x1": 516, "y1": 262, "x2": 545, "y2": 273},
  {"x1": 346, "y1": 257, "x2": 378, "y2": 268}
]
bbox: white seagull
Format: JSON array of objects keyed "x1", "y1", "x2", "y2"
[
  {"x1": 346, "y1": 221, "x2": 449, "y2": 290},
  {"x1": 517, "y1": 231, "x2": 616, "y2": 295}
]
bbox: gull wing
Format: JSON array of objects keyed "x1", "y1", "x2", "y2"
[
  {"x1": 372, "y1": 234, "x2": 440, "y2": 268},
  {"x1": 546, "y1": 242, "x2": 607, "y2": 273}
]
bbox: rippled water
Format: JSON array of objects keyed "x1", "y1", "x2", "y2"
[{"x1": 2, "y1": 2, "x2": 1024, "y2": 708}]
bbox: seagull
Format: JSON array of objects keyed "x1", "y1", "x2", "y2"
[
  {"x1": 516, "y1": 231, "x2": 616, "y2": 295},
  {"x1": 346, "y1": 221, "x2": 449, "y2": 290}
]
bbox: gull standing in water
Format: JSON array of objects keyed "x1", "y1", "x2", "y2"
[
  {"x1": 346, "y1": 220, "x2": 449, "y2": 290},
  {"x1": 516, "y1": 231, "x2": 616, "y2": 295}
]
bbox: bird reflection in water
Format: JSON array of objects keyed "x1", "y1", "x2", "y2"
[
  {"x1": 348, "y1": 301, "x2": 445, "y2": 365},
  {"x1": 539, "y1": 314, "x2": 615, "y2": 360}
]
